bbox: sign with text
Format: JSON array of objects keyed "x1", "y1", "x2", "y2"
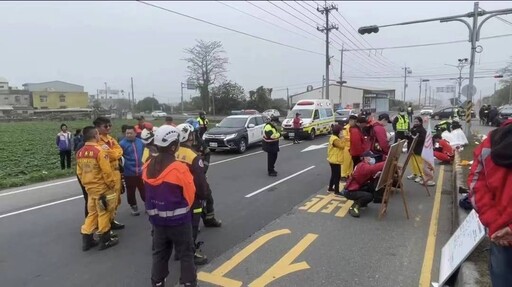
[{"x1": 434, "y1": 209, "x2": 486, "y2": 287}]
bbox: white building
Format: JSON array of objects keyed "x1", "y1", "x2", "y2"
[{"x1": 290, "y1": 84, "x2": 395, "y2": 113}]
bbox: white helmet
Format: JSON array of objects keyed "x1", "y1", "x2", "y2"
[
  {"x1": 141, "y1": 128, "x2": 155, "y2": 144},
  {"x1": 176, "y1": 123, "x2": 194, "y2": 143},
  {"x1": 153, "y1": 125, "x2": 180, "y2": 147}
]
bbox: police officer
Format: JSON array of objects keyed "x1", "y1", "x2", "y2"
[
  {"x1": 175, "y1": 123, "x2": 211, "y2": 265},
  {"x1": 392, "y1": 107, "x2": 410, "y2": 144},
  {"x1": 185, "y1": 118, "x2": 222, "y2": 228},
  {"x1": 77, "y1": 126, "x2": 119, "y2": 251},
  {"x1": 142, "y1": 125, "x2": 198, "y2": 287},
  {"x1": 197, "y1": 111, "x2": 209, "y2": 139},
  {"x1": 263, "y1": 116, "x2": 281, "y2": 176}
]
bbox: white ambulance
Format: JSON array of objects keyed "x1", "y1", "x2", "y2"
[{"x1": 281, "y1": 99, "x2": 335, "y2": 140}]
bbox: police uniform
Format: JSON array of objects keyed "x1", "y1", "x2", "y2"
[
  {"x1": 197, "y1": 116, "x2": 209, "y2": 139},
  {"x1": 393, "y1": 114, "x2": 409, "y2": 143},
  {"x1": 263, "y1": 119, "x2": 281, "y2": 176},
  {"x1": 77, "y1": 142, "x2": 119, "y2": 251}
]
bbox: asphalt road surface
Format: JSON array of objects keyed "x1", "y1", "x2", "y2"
[{"x1": 0, "y1": 119, "x2": 488, "y2": 287}]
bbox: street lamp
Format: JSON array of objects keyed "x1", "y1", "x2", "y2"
[{"x1": 445, "y1": 58, "x2": 469, "y2": 102}]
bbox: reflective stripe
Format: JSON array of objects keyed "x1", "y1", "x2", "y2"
[
  {"x1": 146, "y1": 207, "x2": 190, "y2": 217},
  {"x1": 193, "y1": 208, "x2": 203, "y2": 214},
  {"x1": 469, "y1": 147, "x2": 491, "y2": 210}
]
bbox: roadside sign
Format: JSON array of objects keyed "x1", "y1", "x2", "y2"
[
  {"x1": 461, "y1": 84, "x2": 477, "y2": 98},
  {"x1": 465, "y1": 101, "x2": 474, "y2": 123}
]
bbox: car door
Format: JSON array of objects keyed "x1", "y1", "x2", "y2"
[
  {"x1": 255, "y1": 116, "x2": 265, "y2": 142},
  {"x1": 246, "y1": 117, "x2": 258, "y2": 144}
]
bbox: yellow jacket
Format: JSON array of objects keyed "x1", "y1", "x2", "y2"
[
  {"x1": 342, "y1": 124, "x2": 351, "y2": 145},
  {"x1": 98, "y1": 134, "x2": 123, "y2": 172},
  {"x1": 76, "y1": 142, "x2": 116, "y2": 195},
  {"x1": 327, "y1": 135, "x2": 345, "y2": 164}
]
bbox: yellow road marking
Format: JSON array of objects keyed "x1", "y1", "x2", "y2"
[
  {"x1": 307, "y1": 193, "x2": 337, "y2": 212},
  {"x1": 418, "y1": 165, "x2": 445, "y2": 287},
  {"x1": 248, "y1": 233, "x2": 318, "y2": 286},
  {"x1": 198, "y1": 229, "x2": 290, "y2": 286},
  {"x1": 335, "y1": 199, "x2": 354, "y2": 217}
]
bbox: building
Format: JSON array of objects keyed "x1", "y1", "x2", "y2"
[
  {"x1": 0, "y1": 77, "x2": 34, "y2": 116},
  {"x1": 23, "y1": 80, "x2": 89, "y2": 109},
  {"x1": 289, "y1": 84, "x2": 395, "y2": 113}
]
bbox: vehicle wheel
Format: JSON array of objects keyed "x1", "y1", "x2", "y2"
[
  {"x1": 308, "y1": 129, "x2": 316, "y2": 140},
  {"x1": 237, "y1": 138, "x2": 247, "y2": 154},
  {"x1": 434, "y1": 115, "x2": 440, "y2": 120}
]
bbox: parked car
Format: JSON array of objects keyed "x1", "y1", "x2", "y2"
[
  {"x1": 431, "y1": 106, "x2": 474, "y2": 120},
  {"x1": 151, "y1": 111, "x2": 167, "y2": 118},
  {"x1": 494, "y1": 106, "x2": 512, "y2": 127},
  {"x1": 334, "y1": 109, "x2": 357, "y2": 126},
  {"x1": 202, "y1": 114, "x2": 265, "y2": 153},
  {"x1": 420, "y1": 107, "x2": 434, "y2": 116},
  {"x1": 262, "y1": 109, "x2": 281, "y2": 118}
]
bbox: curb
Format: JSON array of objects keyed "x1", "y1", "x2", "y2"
[{"x1": 453, "y1": 151, "x2": 481, "y2": 287}]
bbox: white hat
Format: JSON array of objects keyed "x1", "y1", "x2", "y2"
[
  {"x1": 141, "y1": 128, "x2": 155, "y2": 144},
  {"x1": 176, "y1": 123, "x2": 194, "y2": 143},
  {"x1": 154, "y1": 125, "x2": 180, "y2": 147}
]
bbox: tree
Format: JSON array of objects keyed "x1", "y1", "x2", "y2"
[
  {"x1": 136, "y1": 97, "x2": 160, "y2": 113},
  {"x1": 246, "y1": 86, "x2": 273, "y2": 112},
  {"x1": 113, "y1": 98, "x2": 131, "y2": 111},
  {"x1": 183, "y1": 40, "x2": 229, "y2": 113},
  {"x1": 210, "y1": 81, "x2": 246, "y2": 115},
  {"x1": 270, "y1": 98, "x2": 288, "y2": 114}
]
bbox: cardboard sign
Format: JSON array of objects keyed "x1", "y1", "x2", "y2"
[{"x1": 432, "y1": 209, "x2": 486, "y2": 287}]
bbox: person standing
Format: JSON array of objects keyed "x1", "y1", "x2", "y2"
[
  {"x1": 165, "y1": 116, "x2": 176, "y2": 127},
  {"x1": 406, "y1": 116, "x2": 435, "y2": 186},
  {"x1": 197, "y1": 111, "x2": 209, "y2": 139},
  {"x1": 393, "y1": 107, "x2": 410, "y2": 144},
  {"x1": 142, "y1": 125, "x2": 198, "y2": 287},
  {"x1": 369, "y1": 113, "x2": 392, "y2": 162},
  {"x1": 175, "y1": 123, "x2": 211, "y2": 265},
  {"x1": 349, "y1": 116, "x2": 370, "y2": 166},
  {"x1": 327, "y1": 124, "x2": 345, "y2": 195},
  {"x1": 56, "y1": 123, "x2": 72, "y2": 170},
  {"x1": 120, "y1": 127, "x2": 146, "y2": 216},
  {"x1": 263, "y1": 116, "x2": 281, "y2": 177},
  {"x1": 73, "y1": 129, "x2": 83, "y2": 155},
  {"x1": 468, "y1": 119, "x2": 512, "y2": 287},
  {"x1": 407, "y1": 103, "x2": 414, "y2": 123},
  {"x1": 93, "y1": 117, "x2": 125, "y2": 230},
  {"x1": 77, "y1": 126, "x2": 119, "y2": 251},
  {"x1": 341, "y1": 115, "x2": 358, "y2": 181},
  {"x1": 292, "y1": 112, "x2": 302, "y2": 144}
]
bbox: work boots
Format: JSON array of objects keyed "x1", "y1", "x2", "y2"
[
  {"x1": 203, "y1": 217, "x2": 222, "y2": 228},
  {"x1": 194, "y1": 242, "x2": 208, "y2": 265},
  {"x1": 98, "y1": 230, "x2": 119, "y2": 250},
  {"x1": 82, "y1": 233, "x2": 99, "y2": 251},
  {"x1": 110, "y1": 220, "x2": 125, "y2": 230}
]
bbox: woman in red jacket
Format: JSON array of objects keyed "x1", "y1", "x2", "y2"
[{"x1": 349, "y1": 116, "x2": 370, "y2": 166}]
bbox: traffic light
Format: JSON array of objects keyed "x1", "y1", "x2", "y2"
[
  {"x1": 358, "y1": 25, "x2": 379, "y2": 35},
  {"x1": 494, "y1": 74, "x2": 504, "y2": 78}
]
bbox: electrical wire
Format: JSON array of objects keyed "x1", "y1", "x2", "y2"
[
  {"x1": 137, "y1": 1, "x2": 327, "y2": 56},
  {"x1": 281, "y1": 1, "x2": 322, "y2": 26}
]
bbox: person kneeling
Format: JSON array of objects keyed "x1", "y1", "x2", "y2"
[{"x1": 343, "y1": 151, "x2": 385, "y2": 218}]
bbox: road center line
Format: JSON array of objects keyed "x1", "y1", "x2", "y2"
[
  {"x1": 210, "y1": 142, "x2": 294, "y2": 166},
  {"x1": 0, "y1": 195, "x2": 83, "y2": 219},
  {"x1": 419, "y1": 165, "x2": 445, "y2": 287},
  {"x1": 245, "y1": 166, "x2": 316, "y2": 198},
  {"x1": 0, "y1": 179, "x2": 77, "y2": 197}
]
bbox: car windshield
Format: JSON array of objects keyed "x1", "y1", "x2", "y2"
[
  {"x1": 218, "y1": 117, "x2": 247, "y2": 128},
  {"x1": 287, "y1": 109, "x2": 313, "y2": 119},
  {"x1": 335, "y1": 110, "x2": 351, "y2": 116},
  {"x1": 501, "y1": 108, "x2": 512, "y2": 114}
]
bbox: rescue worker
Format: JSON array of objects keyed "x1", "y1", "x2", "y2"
[
  {"x1": 197, "y1": 111, "x2": 209, "y2": 139},
  {"x1": 77, "y1": 126, "x2": 119, "y2": 251},
  {"x1": 93, "y1": 117, "x2": 125, "y2": 230},
  {"x1": 175, "y1": 123, "x2": 211, "y2": 265},
  {"x1": 392, "y1": 107, "x2": 410, "y2": 144},
  {"x1": 369, "y1": 113, "x2": 392, "y2": 162},
  {"x1": 262, "y1": 116, "x2": 281, "y2": 177},
  {"x1": 407, "y1": 103, "x2": 414, "y2": 123},
  {"x1": 341, "y1": 115, "x2": 358, "y2": 181},
  {"x1": 434, "y1": 120, "x2": 452, "y2": 136},
  {"x1": 142, "y1": 127, "x2": 159, "y2": 163},
  {"x1": 327, "y1": 124, "x2": 345, "y2": 195},
  {"x1": 134, "y1": 116, "x2": 153, "y2": 138},
  {"x1": 349, "y1": 116, "x2": 370, "y2": 166},
  {"x1": 433, "y1": 134, "x2": 454, "y2": 164},
  {"x1": 142, "y1": 125, "x2": 198, "y2": 287},
  {"x1": 343, "y1": 151, "x2": 385, "y2": 218},
  {"x1": 185, "y1": 118, "x2": 222, "y2": 227}
]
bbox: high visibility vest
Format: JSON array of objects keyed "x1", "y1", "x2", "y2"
[
  {"x1": 263, "y1": 123, "x2": 280, "y2": 142},
  {"x1": 396, "y1": 115, "x2": 409, "y2": 131},
  {"x1": 197, "y1": 117, "x2": 209, "y2": 126}
]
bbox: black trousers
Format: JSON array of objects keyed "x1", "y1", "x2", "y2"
[
  {"x1": 394, "y1": 131, "x2": 407, "y2": 144},
  {"x1": 352, "y1": 156, "x2": 362, "y2": 167},
  {"x1": 267, "y1": 152, "x2": 278, "y2": 173},
  {"x1": 124, "y1": 176, "x2": 146, "y2": 206},
  {"x1": 329, "y1": 163, "x2": 341, "y2": 192},
  {"x1": 77, "y1": 175, "x2": 88, "y2": 218},
  {"x1": 59, "y1": 150, "x2": 71, "y2": 170},
  {"x1": 344, "y1": 190, "x2": 373, "y2": 207},
  {"x1": 152, "y1": 223, "x2": 197, "y2": 286},
  {"x1": 202, "y1": 185, "x2": 216, "y2": 219}
]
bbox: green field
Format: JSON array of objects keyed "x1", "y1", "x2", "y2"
[{"x1": 0, "y1": 118, "x2": 206, "y2": 190}]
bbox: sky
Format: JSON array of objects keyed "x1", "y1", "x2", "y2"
[{"x1": 1, "y1": 1, "x2": 512, "y2": 106}]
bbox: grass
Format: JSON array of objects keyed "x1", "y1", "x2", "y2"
[{"x1": 0, "y1": 118, "x2": 218, "y2": 190}]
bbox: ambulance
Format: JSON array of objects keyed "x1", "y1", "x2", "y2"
[{"x1": 281, "y1": 99, "x2": 335, "y2": 140}]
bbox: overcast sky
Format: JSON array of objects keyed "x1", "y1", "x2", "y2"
[{"x1": 1, "y1": 1, "x2": 512, "y2": 106}]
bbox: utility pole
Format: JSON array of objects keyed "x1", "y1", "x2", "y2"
[
  {"x1": 321, "y1": 75, "x2": 325, "y2": 99},
  {"x1": 446, "y1": 58, "x2": 469, "y2": 102},
  {"x1": 180, "y1": 82, "x2": 185, "y2": 114},
  {"x1": 131, "y1": 77, "x2": 135, "y2": 113},
  {"x1": 419, "y1": 79, "x2": 422, "y2": 106},
  {"x1": 286, "y1": 87, "x2": 290, "y2": 110},
  {"x1": 402, "y1": 66, "x2": 412, "y2": 102},
  {"x1": 317, "y1": 1, "x2": 338, "y2": 101},
  {"x1": 339, "y1": 46, "x2": 344, "y2": 105},
  {"x1": 424, "y1": 82, "x2": 428, "y2": 106}
]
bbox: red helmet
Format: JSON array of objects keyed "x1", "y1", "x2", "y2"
[{"x1": 143, "y1": 122, "x2": 154, "y2": 130}]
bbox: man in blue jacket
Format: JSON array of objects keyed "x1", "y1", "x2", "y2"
[{"x1": 120, "y1": 126, "x2": 146, "y2": 216}]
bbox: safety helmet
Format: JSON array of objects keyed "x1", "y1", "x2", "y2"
[
  {"x1": 141, "y1": 128, "x2": 155, "y2": 144},
  {"x1": 176, "y1": 123, "x2": 195, "y2": 143},
  {"x1": 399, "y1": 107, "x2": 405, "y2": 113},
  {"x1": 199, "y1": 111, "x2": 206, "y2": 117},
  {"x1": 153, "y1": 125, "x2": 180, "y2": 147},
  {"x1": 185, "y1": 118, "x2": 200, "y2": 130}
]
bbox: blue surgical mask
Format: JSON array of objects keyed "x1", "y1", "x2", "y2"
[{"x1": 368, "y1": 158, "x2": 376, "y2": 165}]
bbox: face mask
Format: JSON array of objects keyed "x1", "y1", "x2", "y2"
[
  {"x1": 400, "y1": 112, "x2": 405, "y2": 115},
  {"x1": 368, "y1": 158, "x2": 376, "y2": 165}
]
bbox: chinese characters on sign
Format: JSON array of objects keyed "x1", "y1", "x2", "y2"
[{"x1": 299, "y1": 193, "x2": 354, "y2": 218}]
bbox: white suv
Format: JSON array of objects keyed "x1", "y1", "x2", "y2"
[{"x1": 151, "y1": 111, "x2": 167, "y2": 118}]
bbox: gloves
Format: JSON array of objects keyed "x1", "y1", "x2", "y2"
[{"x1": 99, "y1": 195, "x2": 108, "y2": 211}]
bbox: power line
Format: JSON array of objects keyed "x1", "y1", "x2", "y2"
[
  {"x1": 137, "y1": 1, "x2": 325, "y2": 56},
  {"x1": 281, "y1": 1, "x2": 321, "y2": 26},
  {"x1": 294, "y1": 1, "x2": 324, "y2": 22}
]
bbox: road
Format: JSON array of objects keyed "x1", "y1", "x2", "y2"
[{"x1": 0, "y1": 119, "x2": 491, "y2": 287}]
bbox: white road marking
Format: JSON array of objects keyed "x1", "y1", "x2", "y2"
[
  {"x1": 245, "y1": 165, "x2": 316, "y2": 198},
  {"x1": 0, "y1": 195, "x2": 83, "y2": 219},
  {"x1": 300, "y1": 142, "x2": 328, "y2": 152},
  {"x1": 210, "y1": 142, "x2": 294, "y2": 166},
  {"x1": 0, "y1": 179, "x2": 77, "y2": 197}
]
